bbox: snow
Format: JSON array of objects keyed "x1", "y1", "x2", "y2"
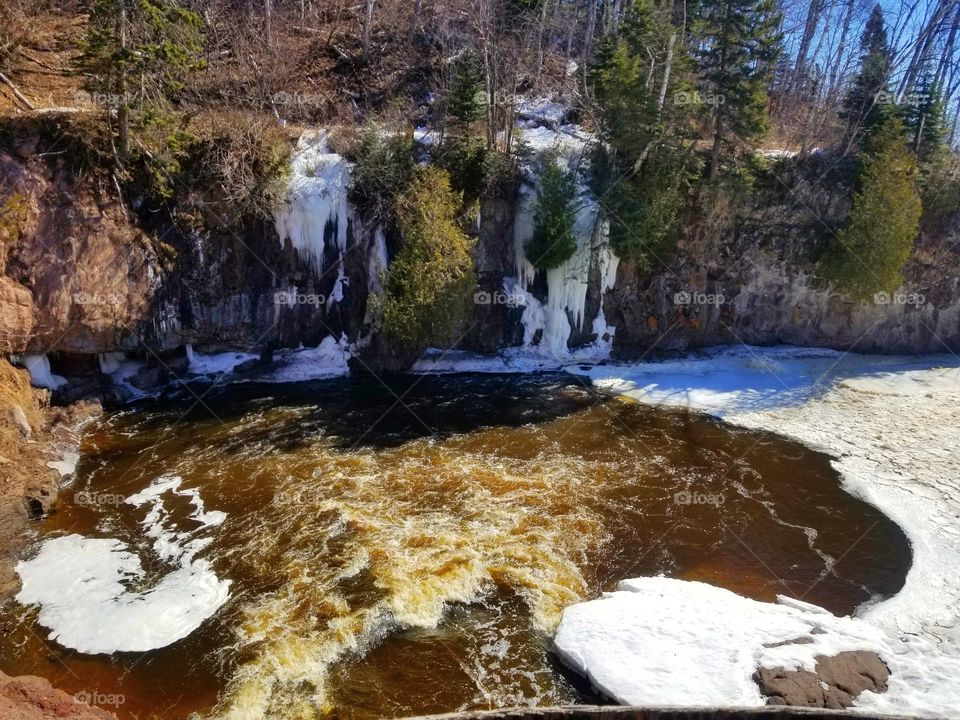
[
  {"x1": 14, "y1": 354, "x2": 67, "y2": 390},
  {"x1": 516, "y1": 125, "x2": 592, "y2": 164},
  {"x1": 557, "y1": 346, "x2": 960, "y2": 717},
  {"x1": 259, "y1": 335, "x2": 351, "y2": 383},
  {"x1": 16, "y1": 474, "x2": 230, "y2": 654},
  {"x1": 517, "y1": 97, "x2": 570, "y2": 128},
  {"x1": 273, "y1": 131, "x2": 350, "y2": 275},
  {"x1": 188, "y1": 349, "x2": 258, "y2": 377},
  {"x1": 554, "y1": 577, "x2": 893, "y2": 708},
  {"x1": 413, "y1": 127, "x2": 438, "y2": 147},
  {"x1": 46, "y1": 451, "x2": 79, "y2": 478}
]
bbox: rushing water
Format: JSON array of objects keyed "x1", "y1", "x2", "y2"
[{"x1": 0, "y1": 373, "x2": 911, "y2": 720}]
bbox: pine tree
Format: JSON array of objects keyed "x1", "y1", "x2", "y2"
[
  {"x1": 380, "y1": 167, "x2": 477, "y2": 351},
  {"x1": 822, "y1": 115, "x2": 922, "y2": 300},
  {"x1": 526, "y1": 158, "x2": 577, "y2": 269},
  {"x1": 587, "y1": 1, "x2": 700, "y2": 268},
  {"x1": 446, "y1": 51, "x2": 487, "y2": 132},
  {"x1": 80, "y1": 0, "x2": 203, "y2": 164},
  {"x1": 904, "y1": 65, "x2": 948, "y2": 161},
  {"x1": 694, "y1": 0, "x2": 782, "y2": 180},
  {"x1": 840, "y1": 4, "x2": 893, "y2": 144}
]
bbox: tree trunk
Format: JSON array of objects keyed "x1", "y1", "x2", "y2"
[
  {"x1": 793, "y1": 0, "x2": 823, "y2": 91},
  {"x1": 898, "y1": 0, "x2": 958, "y2": 102},
  {"x1": 656, "y1": 32, "x2": 676, "y2": 119},
  {"x1": 709, "y1": 115, "x2": 722, "y2": 181},
  {"x1": 411, "y1": 0, "x2": 424, "y2": 38},
  {"x1": 581, "y1": 0, "x2": 597, "y2": 84},
  {"x1": 935, "y1": 3, "x2": 960, "y2": 88},
  {"x1": 265, "y1": 0, "x2": 272, "y2": 49},
  {"x1": 826, "y1": 0, "x2": 855, "y2": 101},
  {"x1": 363, "y1": 0, "x2": 376, "y2": 61},
  {"x1": 117, "y1": 0, "x2": 130, "y2": 162}
]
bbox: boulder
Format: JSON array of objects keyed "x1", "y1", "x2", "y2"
[{"x1": 755, "y1": 650, "x2": 890, "y2": 708}]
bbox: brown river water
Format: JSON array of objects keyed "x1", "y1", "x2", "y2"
[{"x1": 0, "y1": 373, "x2": 911, "y2": 720}]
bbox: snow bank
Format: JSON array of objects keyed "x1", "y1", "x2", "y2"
[
  {"x1": 555, "y1": 577, "x2": 892, "y2": 708},
  {"x1": 273, "y1": 131, "x2": 350, "y2": 275},
  {"x1": 16, "y1": 475, "x2": 230, "y2": 654},
  {"x1": 559, "y1": 346, "x2": 960, "y2": 717}
]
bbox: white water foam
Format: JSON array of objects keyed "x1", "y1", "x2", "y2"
[{"x1": 16, "y1": 475, "x2": 230, "y2": 654}]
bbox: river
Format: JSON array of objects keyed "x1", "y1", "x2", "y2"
[{"x1": 0, "y1": 372, "x2": 911, "y2": 719}]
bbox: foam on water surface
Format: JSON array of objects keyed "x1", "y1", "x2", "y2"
[{"x1": 15, "y1": 475, "x2": 230, "y2": 654}]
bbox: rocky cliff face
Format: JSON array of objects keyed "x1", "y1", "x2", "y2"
[
  {"x1": 2, "y1": 131, "x2": 959, "y2": 396},
  {"x1": 604, "y1": 158, "x2": 960, "y2": 357}
]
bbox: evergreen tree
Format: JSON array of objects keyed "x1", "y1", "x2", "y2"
[
  {"x1": 822, "y1": 115, "x2": 922, "y2": 300},
  {"x1": 587, "y1": 1, "x2": 700, "y2": 268},
  {"x1": 694, "y1": 0, "x2": 782, "y2": 180},
  {"x1": 380, "y1": 166, "x2": 477, "y2": 351},
  {"x1": 840, "y1": 4, "x2": 893, "y2": 144},
  {"x1": 526, "y1": 158, "x2": 577, "y2": 269},
  {"x1": 904, "y1": 64, "x2": 948, "y2": 161},
  {"x1": 80, "y1": 0, "x2": 203, "y2": 167},
  {"x1": 446, "y1": 51, "x2": 487, "y2": 131}
]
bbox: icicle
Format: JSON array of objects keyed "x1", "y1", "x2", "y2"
[{"x1": 273, "y1": 131, "x2": 350, "y2": 275}]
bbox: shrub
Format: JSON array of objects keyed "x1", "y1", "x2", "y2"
[
  {"x1": 180, "y1": 113, "x2": 292, "y2": 222},
  {"x1": 918, "y1": 148, "x2": 960, "y2": 228},
  {"x1": 821, "y1": 115, "x2": 922, "y2": 300},
  {"x1": 380, "y1": 166, "x2": 476, "y2": 351},
  {"x1": 346, "y1": 121, "x2": 415, "y2": 224}
]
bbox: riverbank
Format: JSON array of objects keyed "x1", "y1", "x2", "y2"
[
  {"x1": 558, "y1": 347, "x2": 960, "y2": 716},
  {"x1": 0, "y1": 359, "x2": 98, "y2": 598}
]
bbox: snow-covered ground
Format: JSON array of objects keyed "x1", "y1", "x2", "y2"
[{"x1": 557, "y1": 345, "x2": 960, "y2": 717}]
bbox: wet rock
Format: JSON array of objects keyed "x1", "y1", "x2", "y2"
[
  {"x1": 129, "y1": 367, "x2": 165, "y2": 390},
  {"x1": 755, "y1": 650, "x2": 890, "y2": 708}
]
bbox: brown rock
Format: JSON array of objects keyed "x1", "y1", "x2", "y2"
[
  {"x1": 0, "y1": 671, "x2": 117, "y2": 720},
  {"x1": 755, "y1": 650, "x2": 890, "y2": 709},
  {"x1": 815, "y1": 650, "x2": 890, "y2": 696}
]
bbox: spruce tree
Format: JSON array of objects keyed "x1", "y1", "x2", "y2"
[
  {"x1": 840, "y1": 4, "x2": 893, "y2": 144},
  {"x1": 694, "y1": 0, "x2": 781, "y2": 180},
  {"x1": 904, "y1": 65, "x2": 948, "y2": 161},
  {"x1": 822, "y1": 115, "x2": 922, "y2": 300},
  {"x1": 446, "y1": 51, "x2": 487, "y2": 132},
  {"x1": 527, "y1": 158, "x2": 577, "y2": 270},
  {"x1": 80, "y1": 0, "x2": 203, "y2": 166}
]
